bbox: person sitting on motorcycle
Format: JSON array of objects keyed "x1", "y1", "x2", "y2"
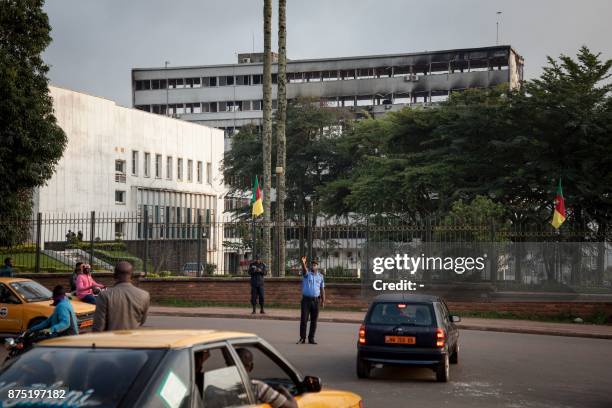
[
  {"x1": 76, "y1": 264, "x2": 105, "y2": 304},
  {"x1": 28, "y1": 285, "x2": 79, "y2": 337}
]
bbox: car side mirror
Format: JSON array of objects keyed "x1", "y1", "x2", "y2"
[
  {"x1": 450, "y1": 315, "x2": 461, "y2": 323},
  {"x1": 302, "y1": 376, "x2": 322, "y2": 393}
]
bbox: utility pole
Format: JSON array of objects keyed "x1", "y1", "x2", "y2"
[
  {"x1": 276, "y1": 0, "x2": 287, "y2": 276},
  {"x1": 496, "y1": 11, "x2": 502, "y2": 45},
  {"x1": 262, "y1": 0, "x2": 273, "y2": 270}
]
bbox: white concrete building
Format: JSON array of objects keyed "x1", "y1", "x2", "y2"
[{"x1": 33, "y1": 86, "x2": 227, "y2": 270}]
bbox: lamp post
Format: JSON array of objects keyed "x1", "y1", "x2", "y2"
[
  {"x1": 496, "y1": 11, "x2": 502, "y2": 45},
  {"x1": 165, "y1": 60, "x2": 170, "y2": 115}
]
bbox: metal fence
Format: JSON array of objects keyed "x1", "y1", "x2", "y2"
[{"x1": 0, "y1": 212, "x2": 610, "y2": 290}]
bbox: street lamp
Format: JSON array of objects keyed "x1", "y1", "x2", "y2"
[
  {"x1": 496, "y1": 12, "x2": 502, "y2": 45},
  {"x1": 165, "y1": 60, "x2": 170, "y2": 116}
]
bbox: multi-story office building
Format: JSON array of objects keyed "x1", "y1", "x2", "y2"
[
  {"x1": 34, "y1": 86, "x2": 226, "y2": 271},
  {"x1": 132, "y1": 45, "x2": 523, "y2": 144}
]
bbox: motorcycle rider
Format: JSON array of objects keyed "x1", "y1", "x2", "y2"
[{"x1": 28, "y1": 285, "x2": 79, "y2": 337}]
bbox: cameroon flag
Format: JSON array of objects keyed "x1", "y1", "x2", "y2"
[
  {"x1": 251, "y1": 176, "x2": 264, "y2": 217},
  {"x1": 550, "y1": 179, "x2": 566, "y2": 229}
]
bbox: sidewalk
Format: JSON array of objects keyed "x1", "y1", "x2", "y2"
[{"x1": 149, "y1": 306, "x2": 612, "y2": 340}]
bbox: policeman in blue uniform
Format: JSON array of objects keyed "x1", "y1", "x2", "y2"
[{"x1": 297, "y1": 256, "x2": 325, "y2": 344}]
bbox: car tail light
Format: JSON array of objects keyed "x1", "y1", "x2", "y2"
[
  {"x1": 397, "y1": 303, "x2": 406, "y2": 309},
  {"x1": 436, "y1": 328, "x2": 445, "y2": 347},
  {"x1": 358, "y1": 324, "x2": 366, "y2": 345}
]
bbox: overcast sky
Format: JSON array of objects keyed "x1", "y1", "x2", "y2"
[{"x1": 43, "y1": 0, "x2": 612, "y2": 107}]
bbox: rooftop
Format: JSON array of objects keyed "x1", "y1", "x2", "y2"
[{"x1": 39, "y1": 329, "x2": 256, "y2": 349}]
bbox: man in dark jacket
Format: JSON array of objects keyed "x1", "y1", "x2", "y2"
[{"x1": 248, "y1": 254, "x2": 267, "y2": 314}]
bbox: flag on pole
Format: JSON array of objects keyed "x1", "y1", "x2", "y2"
[
  {"x1": 550, "y1": 179, "x2": 566, "y2": 229},
  {"x1": 251, "y1": 176, "x2": 264, "y2": 217}
]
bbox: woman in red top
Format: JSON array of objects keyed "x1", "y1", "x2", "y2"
[{"x1": 75, "y1": 264, "x2": 104, "y2": 304}]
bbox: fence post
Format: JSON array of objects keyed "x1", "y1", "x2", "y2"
[
  {"x1": 89, "y1": 211, "x2": 95, "y2": 267},
  {"x1": 143, "y1": 206, "x2": 149, "y2": 275},
  {"x1": 197, "y1": 212, "x2": 202, "y2": 277},
  {"x1": 364, "y1": 215, "x2": 369, "y2": 281},
  {"x1": 35, "y1": 213, "x2": 42, "y2": 273}
]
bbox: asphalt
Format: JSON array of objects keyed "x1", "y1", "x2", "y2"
[
  {"x1": 145, "y1": 315, "x2": 612, "y2": 408},
  {"x1": 149, "y1": 306, "x2": 612, "y2": 339}
]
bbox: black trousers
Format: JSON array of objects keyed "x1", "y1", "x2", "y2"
[
  {"x1": 251, "y1": 285, "x2": 264, "y2": 307},
  {"x1": 300, "y1": 296, "x2": 320, "y2": 341}
]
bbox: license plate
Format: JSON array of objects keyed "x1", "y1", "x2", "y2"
[
  {"x1": 79, "y1": 320, "x2": 93, "y2": 328},
  {"x1": 385, "y1": 335, "x2": 416, "y2": 344}
]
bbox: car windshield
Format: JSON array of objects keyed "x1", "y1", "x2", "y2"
[
  {"x1": 368, "y1": 302, "x2": 435, "y2": 326},
  {"x1": 0, "y1": 347, "x2": 165, "y2": 407},
  {"x1": 9, "y1": 281, "x2": 52, "y2": 303}
]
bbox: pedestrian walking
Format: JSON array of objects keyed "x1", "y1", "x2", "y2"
[
  {"x1": 93, "y1": 261, "x2": 150, "y2": 332},
  {"x1": 297, "y1": 256, "x2": 325, "y2": 344},
  {"x1": 0, "y1": 257, "x2": 14, "y2": 277},
  {"x1": 248, "y1": 254, "x2": 267, "y2": 314}
]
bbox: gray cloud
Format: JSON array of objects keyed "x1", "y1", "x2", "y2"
[{"x1": 43, "y1": 0, "x2": 612, "y2": 107}]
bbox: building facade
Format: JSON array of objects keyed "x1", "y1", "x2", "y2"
[
  {"x1": 36, "y1": 86, "x2": 226, "y2": 251},
  {"x1": 132, "y1": 45, "x2": 524, "y2": 143}
]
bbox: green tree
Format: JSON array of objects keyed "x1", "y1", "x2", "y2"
[{"x1": 0, "y1": 0, "x2": 66, "y2": 244}]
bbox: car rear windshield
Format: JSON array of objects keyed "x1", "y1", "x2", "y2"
[
  {"x1": 0, "y1": 347, "x2": 164, "y2": 406},
  {"x1": 9, "y1": 281, "x2": 52, "y2": 303},
  {"x1": 368, "y1": 302, "x2": 435, "y2": 326}
]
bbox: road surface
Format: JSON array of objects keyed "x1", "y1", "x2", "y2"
[{"x1": 146, "y1": 315, "x2": 612, "y2": 408}]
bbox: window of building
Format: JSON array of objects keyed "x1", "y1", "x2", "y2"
[
  {"x1": 185, "y1": 77, "x2": 201, "y2": 88},
  {"x1": 187, "y1": 160, "x2": 193, "y2": 182},
  {"x1": 151, "y1": 79, "x2": 167, "y2": 90},
  {"x1": 166, "y1": 156, "x2": 173, "y2": 179},
  {"x1": 202, "y1": 76, "x2": 217, "y2": 87},
  {"x1": 168, "y1": 79, "x2": 177, "y2": 89},
  {"x1": 115, "y1": 190, "x2": 126, "y2": 204},
  {"x1": 252, "y1": 100, "x2": 262, "y2": 110},
  {"x1": 185, "y1": 103, "x2": 201, "y2": 114},
  {"x1": 252, "y1": 74, "x2": 262, "y2": 85},
  {"x1": 115, "y1": 159, "x2": 126, "y2": 174},
  {"x1": 135, "y1": 80, "x2": 151, "y2": 90},
  {"x1": 206, "y1": 162, "x2": 212, "y2": 184},
  {"x1": 155, "y1": 154, "x2": 162, "y2": 178},
  {"x1": 144, "y1": 153, "x2": 150, "y2": 177},
  {"x1": 236, "y1": 75, "x2": 250, "y2": 86},
  {"x1": 177, "y1": 158, "x2": 183, "y2": 180},
  {"x1": 219, "y1": 76, "x2": 234, "y2": 86},
  {"x1": 197, "y1": 161, "x2": 203, "y2": 183},
  {"x1": 131, "y1": 151, "x2": 138, "y2": 175},
  {"x1": 209, "y1": 102, "x2": 218, "y2": 112},
  {"x1": 151, "y1": 104, "x2": 167, "y2": 115},
  {"x1": 114, "y1": 222, "x2": 125, "y2": 239},
  {"x1": 175, "y1": 104, "x2": 185, "y2": 115},
  {"x1": 175, "y1": 78, "x2": 185, "y2": 89},
  {"x1": 135, "y1": 105, "x2": 150, "y2": 112}
]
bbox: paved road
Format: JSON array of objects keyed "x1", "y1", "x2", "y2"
[{"x1": 146, "y1": 315, "x2": 612, "y2": 408}]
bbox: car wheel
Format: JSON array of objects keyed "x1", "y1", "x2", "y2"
[
  {"x1": 436, "y1": 353, "x2": 450, "y2": 382},
  {"x1": 450, "y1": 343, "x2": 459, "y2": 364},
  {"x1": 356, "y1": 357, "x2": 371, "y2": 379}
]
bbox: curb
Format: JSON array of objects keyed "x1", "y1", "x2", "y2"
[{"x1": 148, "y1": 311, "x2": 612, "y2": 340}]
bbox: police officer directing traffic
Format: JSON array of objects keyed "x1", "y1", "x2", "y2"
[
  {"x1": 248, "y1": 254, "x2": 267, "y2": 314},
  {"x1": 297, "y1": 256, "x2": 325, "y2": 344}
]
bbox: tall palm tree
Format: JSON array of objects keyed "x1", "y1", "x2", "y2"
[
  {"x1": 276, "y1": 0, "x2": 287, "y2": 276},
  {"x1": 262, "y1": 0, "x2": 272, "y2": 268}
]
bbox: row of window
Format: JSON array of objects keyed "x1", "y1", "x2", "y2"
[
  {"x1": 115, "y1": 152, "x2": 213, "y2": 184},
  {"x1": 133, "y1": 60, "x2": 509, "y2": 91},
  {"x1": 135, "y1": 74, "x2": 274, "y2": 91},
  {"x1": 136, "y1": 100, "x2": 278, "y2": 115}
]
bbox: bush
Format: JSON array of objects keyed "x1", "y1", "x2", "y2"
[
  {"x1": 204, "y1": 263, "x2": 217, "y2": 275},
  {"x1": 66, "y1": 241, "x2": 127, "y2": 251},
  {"x1": 0, "y1": 243, "x2": 37, "y2": 253}
]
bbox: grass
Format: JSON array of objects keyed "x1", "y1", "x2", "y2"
[{"x1": 1, "y1": 251, "x2": 72, "y2": 272}]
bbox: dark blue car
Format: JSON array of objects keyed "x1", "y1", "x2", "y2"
[{"x1": 356, "y1": 293, "x2": 460, "y2": 382}]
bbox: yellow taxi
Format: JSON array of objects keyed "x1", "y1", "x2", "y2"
[
  {"x1": 0, "y1": 329, "x2": 363, "y2": 407},
  {"x1": 0, "y1": 277, "x2": 95, "y2": 334}
]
